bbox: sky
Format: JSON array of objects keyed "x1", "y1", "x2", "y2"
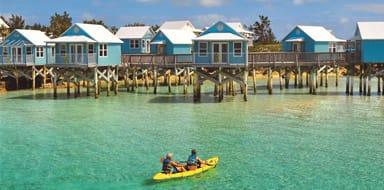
[{"x1": 1, "y1": 0, "x2": 384, "y2": 40}]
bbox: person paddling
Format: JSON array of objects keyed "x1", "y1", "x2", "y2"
[
  {"x1": 162, "y1": 153, "x2": 186, "y2": 174},
  {"x1": 187, "y1": 149, "x2": 207, "y2": 170}
]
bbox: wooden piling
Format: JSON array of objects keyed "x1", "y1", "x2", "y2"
[
  {"x1": 335, "y1": 66, "x2": 339, "y2": 87},
  {"x1": 67, "y1": 80, "x2": 70, "y2": 97},
  {"x1": 367, "y1": 65, "x2": 371, "y2": 96},
  {"x1": 278, "y1": 68, "x2": 283, "y2": 90},
  {"x1": 346, "y1": 75, "x2": 350, "y2": 95},
  {"x1": 232, "y1": 81, "x2": 237, "y2": 96},
  {"x1": 153, "y1": 68, "x2": 158, "y2": 94},
  {"x1": 193, "y1": 71, "x2": 200, "y2": 102},
  {"x1": 74, "y1": 79, "x2": 78, "y2": 98},
  {"x1": 359, "y1": 64, "x2": 363, "y2": 95},
  {"x1": 350, "y1": 74, "x2": 354, "y2": 96},
  {"x1": 43, "y1": 66, "x2": 47, "y2": 89},
  {"x1": 53, "y1": 72, "x2": 57, "y2": 99},
  {"x1": 285, "y1": 67, "x2": 289, "y2": 89},
  {"x1": 267, "y1": 67, "x2": 273, "y2": 95},
  {"x1": 107, "y1": 67, "x2": 111, "y2": 97},
  {"x1": 94, "y1": 68, "x2": 99, "y2": 99},
  {"x1": 86, "y1": 80, "x2": 90, "y2": 96},
  {"x1": 306, "y1": 71, "x2": 309, "y2": 87},
  {"x1": 32, "y1": 66, "x2": 36, "y2": 91},
  {"x1": 226, "y1": 80, "x2": 230, "y2": 95},
  {"x1": 243, "y1": 70, "x2": 248, "y2": 101},
  {"x1": 294, "y1": 71, "x2": 298, "y2": 88},
  {"x1": 325, "y1": 66, "x2": 329, "y2": 88},
  {"x1": 183, "y1": 69, "x2": 188, "y2": 95},
  {"x1": 320, "y1": 70, "x2": 323, "y2": 87},
  {"x1": 252, "y1": 68, "x2": 257, "y2": 94},
  {"x1": 167, "y1": 71, "x2": 172, "y2": 94},
  {"x1": 312, "y1": 68, "x2": 317, "y2": 95},
  {"x1": 298, "y1": 66, "x2": 303, "y2": 88}
]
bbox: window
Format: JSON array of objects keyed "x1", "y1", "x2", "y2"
[
  {"x1": 130, "y1": 39, "x2": 139, "y2": 49},
  {"x1": 88, "y1": 44, "x2": 94, "y2": 54},
  {"x1": 3, "y1": 47, "x2": 8, "y2": 56},
  {"x1": 329, "y1": 42, "x2": 336, "y2": 53},
  {"x1": 142, "y1": 40, "x2": 145, "y2": 48},
  {"x1": 51, "y1": 47, "x2": 55, "y2": 57},
  {"x1": 36, "y1": 46, "x2": 44, "y2": 58},
  {"x1": 99, "y1": 44, "x2": 107, "y2": 57},
  {"x1": 199, "y1": 42, "x2": 207, "y2": 56},
  {"x1": 60, "y1": 44, "x2": 66, "y2": 54},
  {"x1": 234, "y1": 42, "x2": 242, "y2": 56},
  {"x1": 26, "y1": 47, "x2": 32, "y2": 55}
]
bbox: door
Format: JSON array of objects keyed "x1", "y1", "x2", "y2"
[
  {"x1": 70, "y1": 44, "x2": 83, "y2": 64},
  {"x1": 12, "y1": 47, "x2": 22, "y2": 64},
  {"x1": 293, "y1": 43, "x2": 301, "y2": 52},
  {"x1": 146, "y1": 40, "x2": 150, "y2": 53},
  {"x1": 212, "y1": 43, "x2": 228, "y2": 64}
]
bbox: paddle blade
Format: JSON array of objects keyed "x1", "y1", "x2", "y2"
[{"x1": 160, "y1": 157, "x2": 165, "y2": 163}]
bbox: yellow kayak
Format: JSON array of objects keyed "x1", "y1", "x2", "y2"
[{"x1": 153, "y1": 157, "x2": 219, "y2": 181}]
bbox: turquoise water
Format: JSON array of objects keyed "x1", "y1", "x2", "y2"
[{"x1": 0, "y1": 78, "x2": 383, "y2": 189}]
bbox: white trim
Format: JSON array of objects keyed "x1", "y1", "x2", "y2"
[
  {"x1": 212, "y1": 42, "x2": 229, "y2": 64},
  {"x1": 36, "y1": 46, "x2": 44, "y2": 58},
  {"x1": 99, "y1": 43, "x2": 108, "y2": 57},
  {"x1": 130, "y1": 39, "x2": 140, "y2": 49},
  {"x1": 198, "y1": 42, "x2": 208, "y2": 57},
  {"x1": 233, "y1": 42, "x2": 242, "y2": 57}
]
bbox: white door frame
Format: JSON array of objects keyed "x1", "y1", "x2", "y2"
[
  {"x1": 212, "y1": 42, "x2": 229, "y2": 64},
  {"x1": 70, "y1": 44, "x2": 83, "y2": 64}
]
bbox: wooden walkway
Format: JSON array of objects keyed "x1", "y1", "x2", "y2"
[{"x1": 1, "y1": 52, "x2": 383, "y2": 101}]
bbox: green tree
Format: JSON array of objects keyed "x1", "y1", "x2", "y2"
[
  {"x1": 26, "y1": 23, "x2": 51, "y2": 36},
  {"x1": 151, "y1": 24, "x2": 160, "y2": 32},
  {"x1": 6, "y1": 14, "x2": 25, "y2": 32},
  {"x1": 252, "y1": 15, "x2": 276, "y2": 44},
  {"x1": 50, "y1": 11, "x2": 72, "y2": 38},
  {"x1": 83, "y1": 19, "x2": 108, "y2": 29},
  {"x1": 110, "y1": 26, "x2": 118, "y2": 34},
  {"x1": 125, "y1": 22, "x2": 145, "y2": 27}
]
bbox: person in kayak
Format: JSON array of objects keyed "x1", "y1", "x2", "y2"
[
  {"x1": 162, "y1": 153, "x2": 186, "y2": 174},
  {"x1": 187, "y1": 149, "x2": 207, "y2": 170}
]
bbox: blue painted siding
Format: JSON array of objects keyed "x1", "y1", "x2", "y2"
[
  {"x1": 193, "y1": 21, "x2": 247, "y2": 65},
  {"x1": 97, "y1": 44, "x2": 121, "y2": 66},
  {"x1": 282, "y1": 27, "x2": 315, "y2": 52},
  {"x1": 361, "y1": 40, "x2": 384, "y2": 63},
  {"x1": 151, "y1": 31, "x2": 191, "y2": 55},
  {"x1": 314, "y1": 42, "x2": 329, "y2": 52}
]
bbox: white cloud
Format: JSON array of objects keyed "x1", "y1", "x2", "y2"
[
  {"x1": 347, "y1": 4, "x2": 384, "y2": 14},
  {"x1": 339, "y1": 17, "x2": 349, "y2": 24},
  {"x1": 191, "y1": 14, "x2": 240, "y2": 28},
  {"x1": 293, "y1": 0, "x2": 326, "y2": 5},
  {"x1": 82, "y1": 12, "x2": 95, "y2": 21},
  {"x1": 134, "y1": 0, "x2": 230, "y2": 7}
]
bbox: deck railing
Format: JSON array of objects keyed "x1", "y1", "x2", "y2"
[
  {"x1": 192, "y1": 53, "x2": 247, "y2": 65},
  {"x1": 248, "y1": 52, "x2": 346, "y2": 64},
  {"x1": 47, "y1": 53, "x2": 97, "y2": 65},
  {"x1": 0, "y1": 55, "x2": 34, "y2": 65},
  {"x1": 122, "y1": 54, "x2": 193, "y2": 65}
]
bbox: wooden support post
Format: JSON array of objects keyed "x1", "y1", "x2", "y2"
[
  {"x1": 243, "y1": 69, "x2": 248, "y2": 102},
  {"x1": 32, "y1": 66, "x2": 36, "y2": 91},
  {"x1": 125, "y1": 67, "x2": 130, "y2": 92},
  {"x1": 53, "y1": 71, "x2": 57, "y2": 99},
  {"x1": 298, "y1": 66, "x2": 303, "y2": 88},
  {"x1": 294, "y1": 71, "x2": 298, "y2": 88},
  {"x1": 219, "y1": 68, "x2": 223, "y2": 102},
  {"x1": 363, "y1": 65, "x2": 367, "y2": 96},
  {"x1": 43, "y1": 65, "x2": 47, "y2": 89},
  {"x1": 306, "y1": 71, "x2": 309, "y2": 87},
  {"x1": 86, "y1": 80, "x2": 90, "y2": 96},
  {"x1": 232, "y1": 81, "x2": 237, "y2": 96},
  {"x1": 320, "y1": 70, "x2": 324, "y2": 87},
  {"x1": 114, "y1": 66, "x2": 118, "y2": 95},
  {"x1": 226, "y1": 80, "x2": 230, "y2": 95},
  {"x1": 350, "y1": 74, "x2": 354, "y2": 96},
  {"x1": 94, "y1": 67, "x2": 99, "y2": 99},
  {"x1": 252, "y1": 68, "x2": 257, "y2": 94},
  {"x1": 134, "y1": 69, "x2": 138, "y2": 90},
  {"x1": 285, "y1": 67, "x2": 289, "y2": 89},
  {"x1": 359, "y1": 64, "x2": 363, "y2": 95},
  {"x1": 107, "y1": 67, "x2": 111, "y2": 97},
  {"x1": 325, "y1": 66, "x2": 329, "y2": 88},
  {"x1": 193, "y1": 70, "x2": 200, "y2": 102},
  {"x1": 377, "y1": 76, "x2": 381, "y2": 94},
  {"x1": 278, "y1": 68, "x2": 283, "y2": 90},
  {"x1": 74, "y1": 78, "x2": 78, "y2": 98},
  {"x1": 15, "y1": 70, "x2": 19, "y2": 90},
  {"x1": 183, "y1": 69, "x2": 188, "y2": 95},
  {"x1": 153, "y1": 67, "x2": 158, "y2": 94},
  {"x1": 313, "y1": 68, "x2": 317, "y2": 95},
  {"x1": 145, "y1": 70, "x2": 149, "y2": 91},
  {"x1": 346, "y1": 75, "x2": 350, "y2": 95},
  {"x1": 382, "y1": 74, "x2": 384, "y2": 96},
  {"x1": 335, "y1": 66, "x2": 339, "y2": 87},
  {"x1": 214, "y1": 84, "x2": 218, "y2": 97},
  {"x1": 310, "y1": 70, "x2": 313, "y2": 94},
  {"x1": 368, "y1": 65, "x2": 371, "y2": 96},
  {"x1": 67, "y1": 79, "x2": 70, "y2": 97},
  {"x1": 267, "y1": 67, "x2": 273, "y2": 95},
  {"x1": 168, "y1": 71, "x2": 172, "y2": 94}
]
